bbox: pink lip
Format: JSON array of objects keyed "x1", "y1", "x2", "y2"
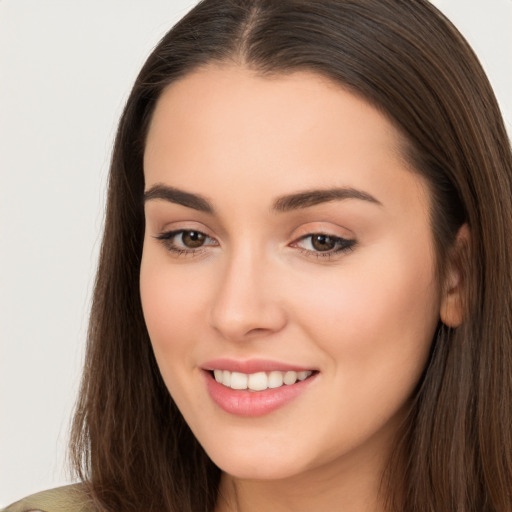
[
  {"x1": 202, "y1": 358, "x2": 316, "y2": 374},
  {"x1": 201, "y1": 360, "x2": 318, "y2": 417}
]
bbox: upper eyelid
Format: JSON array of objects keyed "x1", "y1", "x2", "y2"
[
  {"x1": 154, "y1": 226, "x2": 354, "y2": 240},
  {"x1": 156, "y1": 228, "x2": 218, "y2": 242},
  {"x1": 293, "y1": 230, "x2": 353, "y2": 240},
  {"x1": 155, "y1": 222, "x2": 216, "y2": 237},
  {"x1": 289, "y1": 223, "x2": 355, "y2": 241},
  {"x1": 153, "y1": 222, "x2": 356, "y2": 245},
  {"x1": 291, "y1": 233, "x2": 356, "y2": 248}
]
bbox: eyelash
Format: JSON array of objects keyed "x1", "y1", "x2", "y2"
[
  {"x1": 154, "y1": 229, "x2": 356, "y2": 259},
  {"x1": 154, "y1": 229, "x2": 218, "y2": 256},
  {"x1": 292, "y1": 233, "x2": 356, "y2": 259}
]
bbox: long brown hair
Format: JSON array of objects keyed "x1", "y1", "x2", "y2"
[{"x1": 70, "y1": 1, "x2": 512, "y2": 510}]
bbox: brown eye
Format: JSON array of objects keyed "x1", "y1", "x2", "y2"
[
  {"x1": 155, "y1": 229, "x2": 218, "y2": 256},
  {"x1": 311, "y1": 234, "x2": 337, "y2": 251},
  {"x1": 181, "y1": 230, "x2": 206, "y2": 248},
  {"x1": 292, "y1": 232, "x2": 356, "y2": 257}
]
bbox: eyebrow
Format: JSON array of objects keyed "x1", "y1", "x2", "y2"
[
  {"x1": 144, "y1": 184, "x2": 213, "y2": 213},
  {"x1": 272, "y1": 187, "x2": 382, "y2": 212},
  {"x1": 143, "y1": 184, "x2": 381, "y2": 213}
]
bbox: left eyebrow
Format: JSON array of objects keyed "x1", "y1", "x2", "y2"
[{"x1": 272, "y1": 187, "x2": 382, "y2": 212}]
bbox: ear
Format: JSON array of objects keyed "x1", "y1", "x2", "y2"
[{"x1": 439, "y1": 223, "x2": 470, "y2": 328}]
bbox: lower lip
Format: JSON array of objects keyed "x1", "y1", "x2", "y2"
[{"x1": 203, "y1": 371, "x2": 317, "y2": 417}]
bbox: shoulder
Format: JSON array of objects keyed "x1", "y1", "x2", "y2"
[{"x1": 1, "y1": 484, "x2": 95, "y2": 512}]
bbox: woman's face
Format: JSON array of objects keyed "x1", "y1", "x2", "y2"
[{"x1": 141, "y1": 65, "x2": 442, "y2": 482}]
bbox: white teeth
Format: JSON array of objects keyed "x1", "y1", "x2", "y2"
[
  {"x1": 248, "y1": 372, "x2": 268, "y2": 391},
  {"x1": 222, "y1": 370, "x2": 231, "y2": 387},
  {"x1": 230, "y1": 371, "x2": 248, "y2": 389},
  {"x1": 212, "y1": 369, "x2": 313, "y2": 391},
  {"x1": 268, "y1": 371, "x2": 284, "y2": 388},
  {"x1": 283, "y1": 371, "x2": 297, "y2": 385}
]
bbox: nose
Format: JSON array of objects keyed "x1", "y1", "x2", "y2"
[{"x1": 208, "y1": 246, "x2": 287, "y2": 341}]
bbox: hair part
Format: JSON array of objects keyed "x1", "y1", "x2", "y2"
[{"x1": 70, "y1": 1, "x2": 512, "y2": 511}]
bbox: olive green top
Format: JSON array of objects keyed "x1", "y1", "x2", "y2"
[{"x1": 1, "y1": 484, "x2": 94, "y2": 512}]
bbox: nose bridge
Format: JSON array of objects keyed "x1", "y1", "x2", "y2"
[{"x1": 208, "y1": 241, "x2": 286, "y2": 340}]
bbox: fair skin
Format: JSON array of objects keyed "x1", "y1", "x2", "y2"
[{"x1": 140, "y1": 65, "x2": 461, "y2": 512}]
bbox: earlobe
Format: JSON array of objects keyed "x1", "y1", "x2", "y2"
[{"x1": 439, "y1": 223, "x2": 470, "y2": 328}]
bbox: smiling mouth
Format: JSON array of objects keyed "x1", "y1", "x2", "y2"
[{"x1": 210, "y1": 369, "x2": 315, "y2": 391}]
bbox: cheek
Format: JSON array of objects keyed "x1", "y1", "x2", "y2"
[
  {"x1": 292, "y1": 241, "x2": 440, "y2": 383},
  {"x1": 139, "y1": 249, "x2": 207, "y2": 374}
]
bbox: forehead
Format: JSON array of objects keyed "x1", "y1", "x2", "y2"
[
  {"x1": 143, "y1": 64, "x2": 427, "y2": 214},
  {"x1": 145, "y1": 64, "x2": 405, "y2": 155}
]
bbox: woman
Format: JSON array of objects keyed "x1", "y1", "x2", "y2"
[{"x1": 4, "y1": 0, "x2": 512, "y2": 511}]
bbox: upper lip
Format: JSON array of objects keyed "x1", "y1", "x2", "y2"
[{"x1": 201, "y1": 358, "x2": 317, "y2": 374}]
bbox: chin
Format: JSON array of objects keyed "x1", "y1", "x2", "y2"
[
  {"x1": 199, "y1": 435, "x2": 316, "y2": 481},
  {"x1": 214, "y1": 457, "x2": 304, "y2": 481}
]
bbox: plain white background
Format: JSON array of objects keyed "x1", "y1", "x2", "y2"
[{"x1": 1, "y1": 0, "x2": 511, "y2": 505}]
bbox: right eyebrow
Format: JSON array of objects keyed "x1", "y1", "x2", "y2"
[{"x1": 143, "y1": 184, "x2": 214, "y2": 213}]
